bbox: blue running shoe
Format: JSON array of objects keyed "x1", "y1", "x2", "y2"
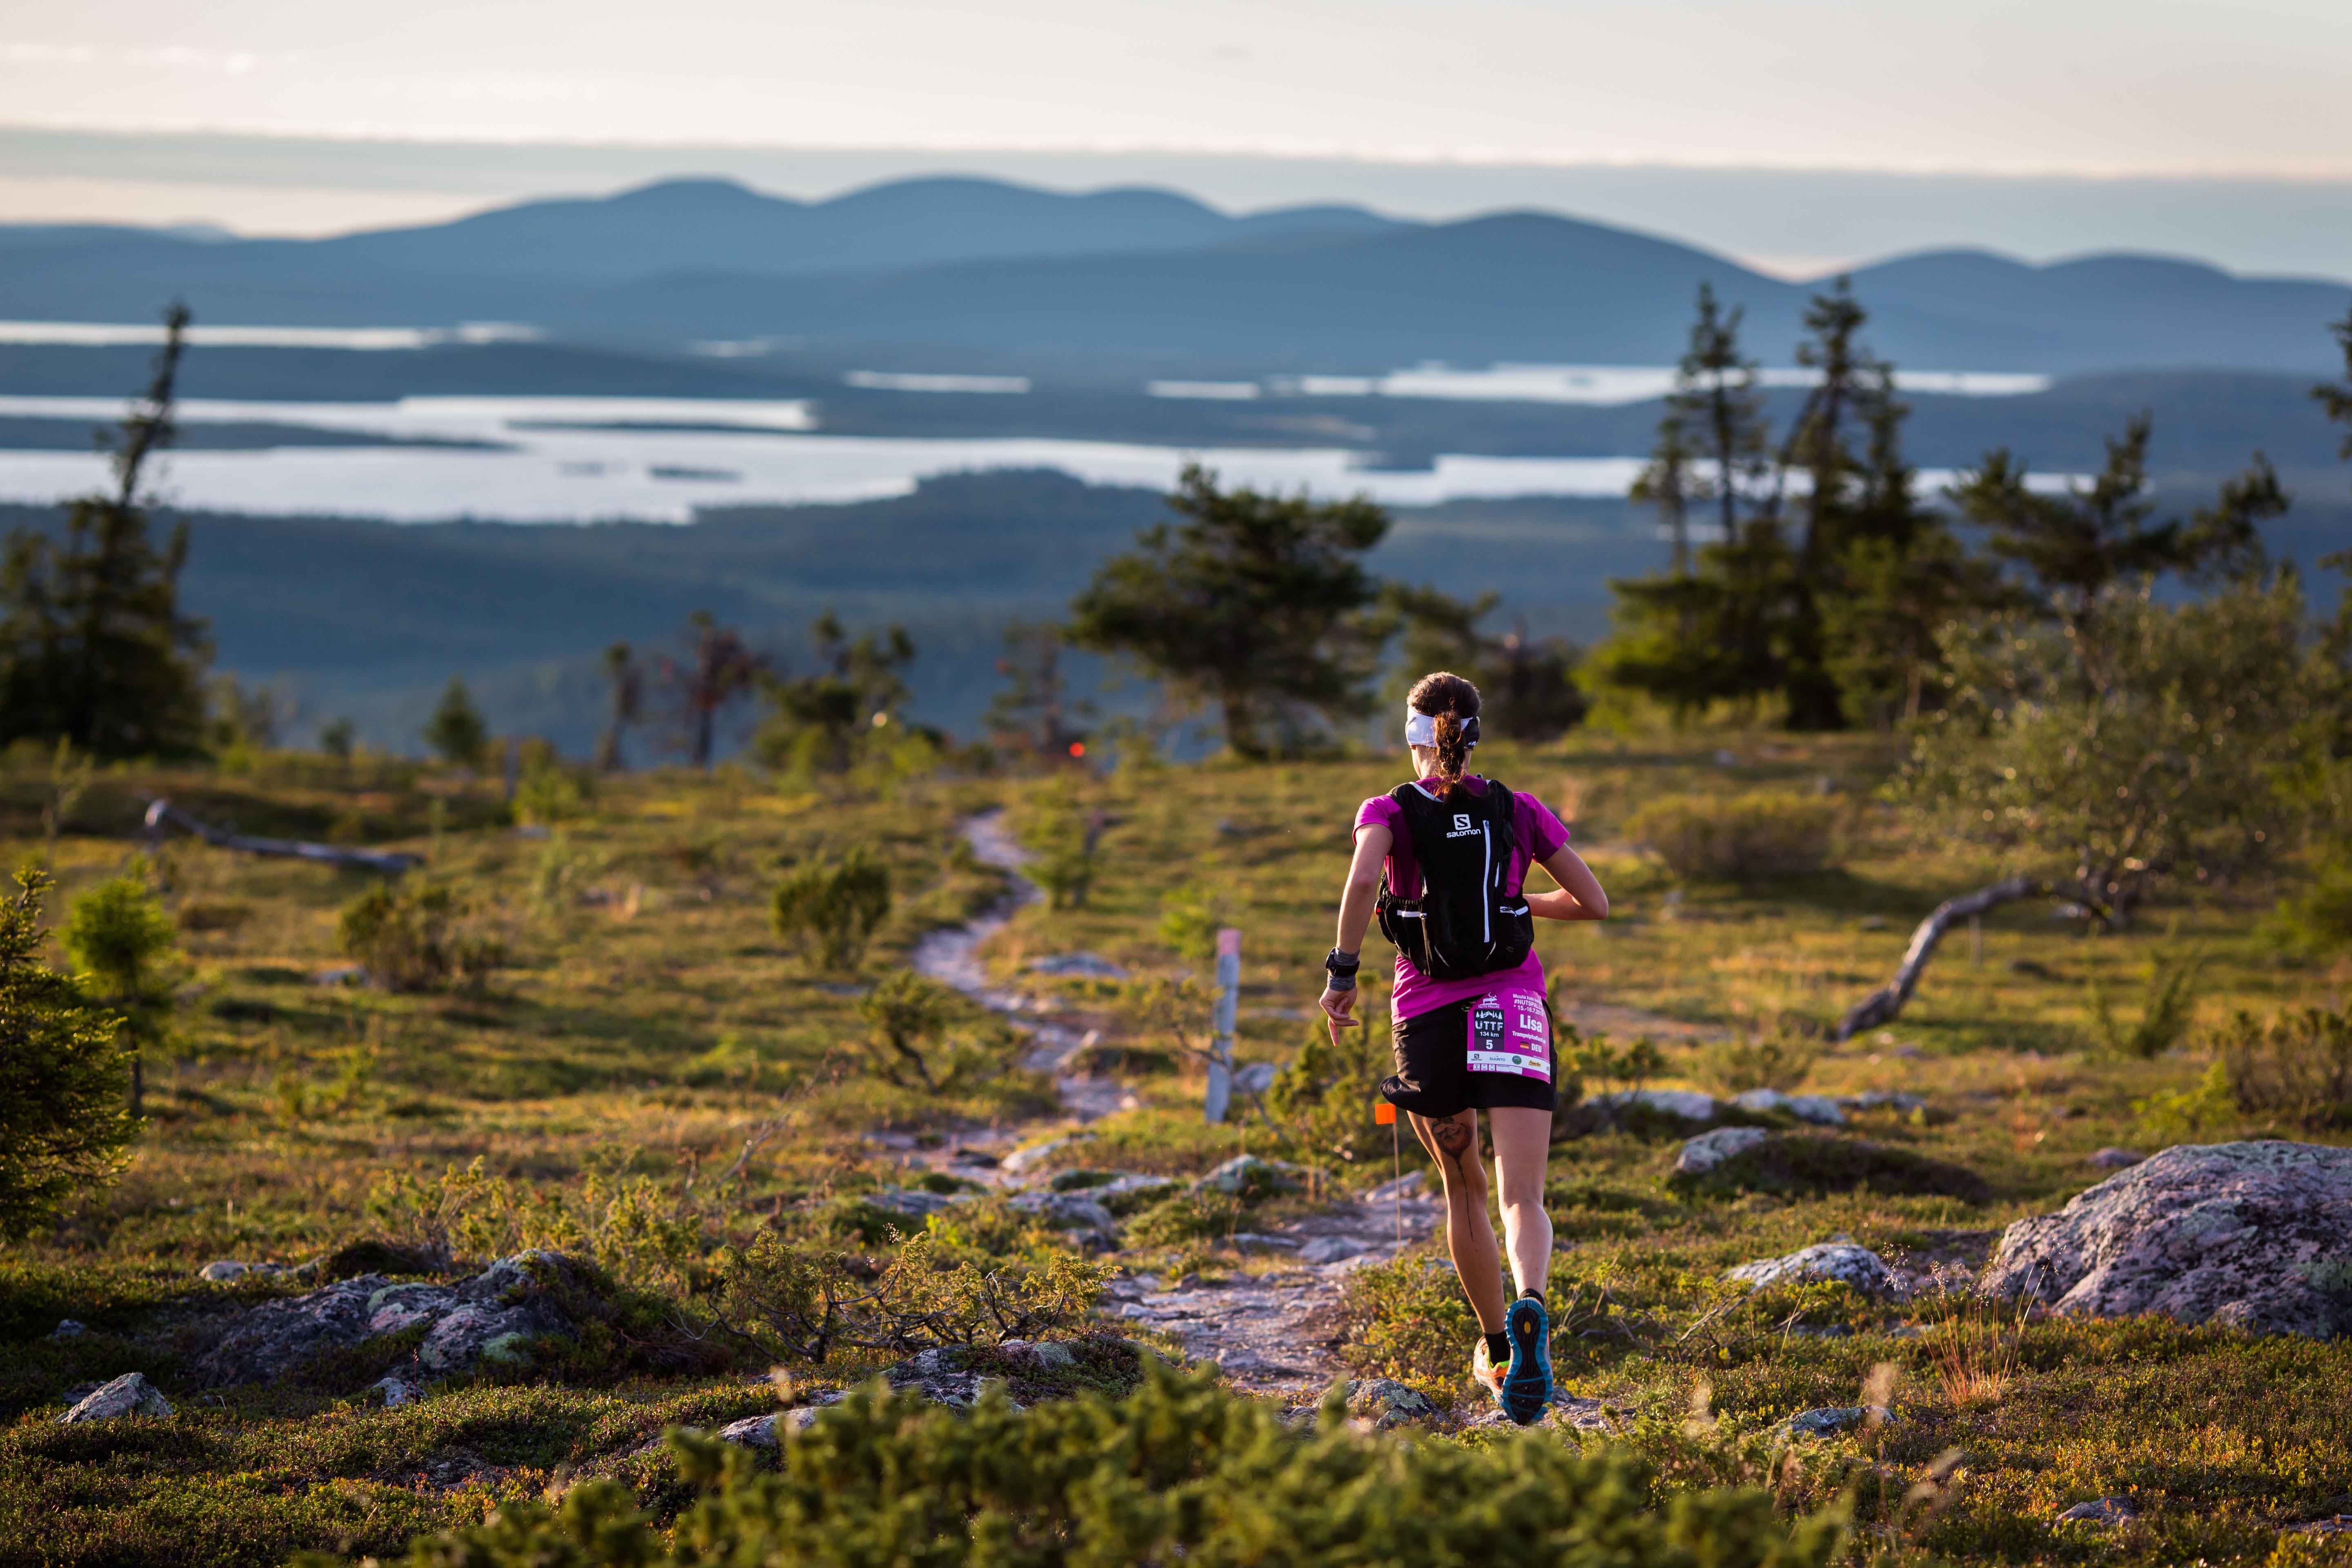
[{"x1": 1500, "y1": 1294, "x2": 1552, "y2": 1425}]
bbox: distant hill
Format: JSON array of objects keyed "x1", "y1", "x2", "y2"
[{"x1": 0, "y1": 175, "x2": 2345, "y2": 374}]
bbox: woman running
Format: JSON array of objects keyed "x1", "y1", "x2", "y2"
[{"x1": 1317, "y1": 671, "x2": 1609, "y2": 1424}]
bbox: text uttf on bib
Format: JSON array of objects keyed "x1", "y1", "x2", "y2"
[{"x1": 1466, "y1": 989, "x2": 1550, "y2": 1080}]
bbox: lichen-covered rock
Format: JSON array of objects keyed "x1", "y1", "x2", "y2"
[
  {"x1": 1194, "y1": 1155, "x2": 1305, "y2": 1198},
  {"x1": 1676, "y1": 1127, "x2": 1770, "y2": 1175},
  {"x1": 1594, "y1": 1089, "x2": 1722, "y2": 1125},
  {"x1": 367, "y1": 1281, "x2": 458, "y2": 1334},
  {"x1": 1732, "y1": 1089, "x2": 1846, "y2": 1126},
  {"x1": 192, "y1": 1250, "x2": 584, "y2": 1386},
  {"x1": 1784, "y1": 1404, "x2": 1893, "y2": 1437},
  {"x1": 193, "y1": 1274, "x2": 389, "y2": 1385},
  {"x1": 1980, "y1": 1141, "x2": 2352, "y2": 1339},
  {"x1": 198, "y1": 1260, "x2": 284, "y2": 1282},
  {"x1": 1009, "y1": 1190, "x2": 1119, "y2": 1234},
  {"x1": 59, "y1": 1372, "x2": 173, "y2": 1423},
  {"x1": 882, "y1": 1348, "x2": 1021, "y2": 1410},
  {"x1": 1344, "y1": 1378, "x2": 1439, "y2": 1430},
  {"x1": 2055, "y1": 1497, "x2": 2137, "y2": 1526},
  {"x1": 49, "y1": 1319, "x2": 85, "y2": 1340},
  {"x1": 863, "y1": 1188, "x2": 960, "y2": 1220},
  {"x1": 1298, "y1": 1236, "x2": 1368, "y2": 1264},
  {"x1": 1726, "y1": 1241, "x2": 1895, "y2": 1296}
]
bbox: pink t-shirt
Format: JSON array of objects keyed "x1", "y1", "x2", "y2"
[{"x1": 1353, "y1": 776, "x2": 1570, "y2": 1021}]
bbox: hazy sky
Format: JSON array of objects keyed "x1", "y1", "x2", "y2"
[{"x1": 6, "y1": 0, "x2": 2349, "y2": 175}]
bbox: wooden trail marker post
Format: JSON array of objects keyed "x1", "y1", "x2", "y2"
[{"x1": 1205, "y1": 927, "x2": 1241, "y2": 1124}]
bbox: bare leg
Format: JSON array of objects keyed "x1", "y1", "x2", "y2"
[
  {"x1": 1410, "y1": 1109, "x2": 1506, "y2": 1333},
  {"x1": 1486, "y1": 1106, "x2": 1554, "y2": 1297}
]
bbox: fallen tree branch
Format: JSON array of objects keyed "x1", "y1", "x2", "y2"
[
  {"x1": 145, "y1": 797, "x2": 422, "y2": 875},
  {"x1": 1835, "y1": 875, "x2": 2041, "y2": 1040}
]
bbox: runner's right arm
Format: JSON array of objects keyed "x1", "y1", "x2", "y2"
[{"x1": 1524, "y1": 844, "x2": 1608, "y2": 922}]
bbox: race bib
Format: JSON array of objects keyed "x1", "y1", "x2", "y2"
[{"x1": 1466, "y1": 989, "x2": 1550, "y2": 1080}]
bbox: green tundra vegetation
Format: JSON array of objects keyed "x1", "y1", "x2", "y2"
[{"x1": 0, "y1": 721, "x2": 2349, "y2": 1566}]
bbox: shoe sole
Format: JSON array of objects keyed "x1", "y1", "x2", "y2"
[{"x1": 1501, "y1": 1298, "x2": 1552, "y2": 1425}]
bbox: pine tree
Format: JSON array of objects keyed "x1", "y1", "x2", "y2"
[
  {"x1": 0, "y1": 302, "x2": 210, "y2": 757},
  {"x1": 755, "y1": 612, "x2": 913, "y2": 775},
  {"x1": 1067, "y1": 464, "x2": 1390, "y2": 759}
]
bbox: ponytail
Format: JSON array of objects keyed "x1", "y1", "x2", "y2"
[{"x1": 1407, "y1": 670, "x2": 1482, "y2": 802}]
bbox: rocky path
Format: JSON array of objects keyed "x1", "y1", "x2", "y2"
[
  {"x1": 909, "y1": 810, "x2": 1135, "y2": 1121},
  {"x1": 906, "y1": 809, "x2": 1447, "y2": 1394}
]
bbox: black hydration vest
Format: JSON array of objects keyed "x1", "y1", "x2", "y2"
[{"x1": 1374, "y1": 778, "x2": 1535, "y2": 981}]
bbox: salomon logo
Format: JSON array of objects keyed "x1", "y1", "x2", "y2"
[{"x1": 1445, "y1": 812, "x2": 1478, "y2": 839}]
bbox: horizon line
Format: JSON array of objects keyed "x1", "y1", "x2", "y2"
[{"x1": 10, "y1": 120, "x2": 2352, "y2": 187}]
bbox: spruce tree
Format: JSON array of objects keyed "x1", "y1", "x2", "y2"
[
  {"x1": 0, "y1": 302, "x2": 210, "y2": 757},
  {"x1": 0, "y1": 870, "x2": 139, "y2": 1239},
  {"x1": 424, "y1": 677, "x2": 490, "y2": 766}
]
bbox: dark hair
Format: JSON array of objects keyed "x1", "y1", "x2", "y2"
[{"x1": 1408, "y1": 671, "x2": 1481, "y2": 800}]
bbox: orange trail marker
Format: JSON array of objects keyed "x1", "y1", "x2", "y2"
[{"x1": 1374, "y1": 1101, "x2": 1397, "y2": 1125}]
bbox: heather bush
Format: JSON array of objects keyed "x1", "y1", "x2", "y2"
[
  {"x1": 2216, "y1": 1004, "x2": 2352, "y2": 1130},
  {"x1": 338, "y1": 878, "x2": 507, "y2": 992},
  {"x1": 1626, "y1": 792, "x2": 1838, "y2": 881},
  {"x1": 396, "y1": 1363, "x2": 1846, "y2": 1568}
]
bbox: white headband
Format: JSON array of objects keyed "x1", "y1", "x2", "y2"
[{"x1": 1405, "y1": 710, "x2": 1478, "y2": 748}]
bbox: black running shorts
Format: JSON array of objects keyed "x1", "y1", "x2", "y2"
[{"x1": 1380, "y1": 990, "x2": 1558, "y2": 1121}]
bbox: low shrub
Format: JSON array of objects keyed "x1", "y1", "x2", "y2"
[
  {"x1": 1626, "y1": 791, "x2": 1839, "y2": 881},
  {"x1": 2087, "y1": 949, "x2": 2204, "y2": 1059},
  {"x1": 395, "y1": 1363, "x2": 1846, "y2": 1568},
  {"x1": 1697, "y1": 1033, "x2": 1821, "y2": 1094},
  {"x1": 337, "y1": 879, "x2": 507, "y2": 993},
  {"x1": 1122, "y1": 1189, "x2": 1248, "y2": 1248},
  {"x1": 771, "y1": 846, "x2": 891, "y2": 971},
  {"x1": 707, "y1": 1229, "x2": 1109, "y2": 1365},
  {"x1": 2217, "y1": 1004, "x2": 2352, "y2": 1129},
  {"x1": 1334, "y1": 1253, "x2": 1483, "y2": 1392}
]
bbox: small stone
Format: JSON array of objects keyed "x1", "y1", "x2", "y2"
[
  {"x1": 1025, "y1": 1341, "x2": 1076, "y2": 1368},
  {"x1": 2294, "y1": 1516, "x2": 2352, "y2": 1537},
  {"x1": 1298, "y1": 1236, "x2": 1368, "y2": 1264},
  {"x1": 1840, "y1": 1091, "x2": 1928, "y2": 1114},
  {"x1": 2055, "y1": 1497, "x2": 2138, "y2": 1526},
  {"x1": 1009, "y1": 1191, "x2": 1118, "y2": 1234},
  {"x1": 1362, "y1": 1171, "x2": 1426, "y2": 1203},
  {"x1": 1784, "y1": 1404, "x2": 1892, "y2": 1438},
  {"x1": 199, "y1": 1260, "x2": 281, "y2": 1282},
  {"x1": 49, "y1": 1319, "x2": 86, "y2": 1339},
  {"x1": 1598, "y1": 1088, "x2": 1722, "y2": 1125},
  {"x1": 372, "y1": 1374, "x2": 422, "y2": 1408},
  {"x1": 1227, "y1": 1232, "x2": 1301, "y2": 1253},
  {"x1": 1732, "y1": 1089, "x2": 1846, "y2": 1126},
  {"x1": 1675, "y1": 1126, "x2": 1770, "y2": 1176},
  {"x1": 1726, "y1": 1242, "x2": 1895, "y2": 1296},
  {"x1": 1194, "y1": 1155, "x2": 1305, "y2": 1198},
  {"x1": 2086, "y1": 1147, "x2": 2144, "y2": 1170},
  {"x1": 58, "y1": 1372, "x2": 173, "y2": 1423},
  {"x1": 718, "y1": 1413, "x2": 779, "y2": 1448},
  {"x1": 1002, "y1": 1135, "x2": 1088, "y2": 1176},
  {"x1": 862, "y1": 1188, "x2": 958, "y2": 1219},
  {"x1": 1344, "y1": 1377, "x2": 1439, "y2": 1430}
]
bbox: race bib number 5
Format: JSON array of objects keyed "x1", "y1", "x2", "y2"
[{"x1": 1466, "y1": 989, "x2": 1550, "y2": 1080}]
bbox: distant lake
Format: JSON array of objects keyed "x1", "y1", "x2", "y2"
[
  {"x1": 0, "y1": 394, "x2": 1655, "y2": 522},
  {"x1": 0, "y1": 390, "x2": 2080, "y2": 524}
]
